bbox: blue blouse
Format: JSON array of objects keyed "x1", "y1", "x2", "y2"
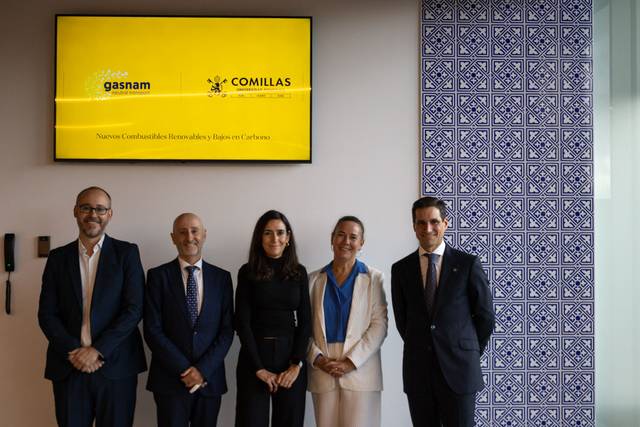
[{"x1": 322, "y1": 260, "x2": 368, "y2": 343}]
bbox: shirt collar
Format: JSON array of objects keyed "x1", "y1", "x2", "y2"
[
  {"x1": 78, "y1": 234, "x2": 105, "y2": 256},
  {"x1": 321, "y1": 259, "x2": 368, "y2": 275},
  {"x1": 418, "y1": 240, "x2": 446, "y2": 257},
  {"x1": 178, "y1": 257, "x2": 203, "y2": 271}
]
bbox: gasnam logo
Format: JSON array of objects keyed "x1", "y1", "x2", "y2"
[
  {"x1": 104, "y1": 81, "x2": 151, "y2": 92},
  {"x1": 84, "y1": 70, "x2": 152, "y2": 100}
]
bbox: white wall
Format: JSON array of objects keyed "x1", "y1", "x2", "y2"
[
  {"x1": 0, "y1": 0, "x2": 420, "y2": 425},
  {"x1": 594, "y1": 0, "x2": 640, "y2": 425}
]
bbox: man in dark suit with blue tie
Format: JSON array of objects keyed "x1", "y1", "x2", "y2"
[
  {"x1": 38, "y1": 186, "x2": 147, "y2": 427},
  {"x1": 144, "y1": 212, "x2": 234, "y2": 427},
  {"x1": 391, "y1": 196, "x2": 495, "y2": 427}
]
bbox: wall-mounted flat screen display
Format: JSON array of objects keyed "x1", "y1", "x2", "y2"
[{"x1": 55, "y1": 15, "x2": 312, "y2": 162}]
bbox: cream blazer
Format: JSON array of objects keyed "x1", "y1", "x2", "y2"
[{"x1": 307, "y1": 264, "x2": 388, "y2": 393}]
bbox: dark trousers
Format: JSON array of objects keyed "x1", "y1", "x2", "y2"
[
  {"x1": 407, "y1": 353, "x2": 476, "y2": 427},
  {"x1": 52, "y1": 371, "x2": 137, "y2": 427},
  {"x1": 153, "y1": 392, "x2": 221, "y2": 427},
  {"x1": 235, "y1": 337, "x2": 307, "y2": 427}
]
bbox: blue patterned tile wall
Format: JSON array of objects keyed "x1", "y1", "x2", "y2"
[{"x1": 421, "y1": 1, "x2": 594, "y2": 425}]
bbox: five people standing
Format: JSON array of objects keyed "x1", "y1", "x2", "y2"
[{"x1": 38, "y1": 189, "x2": 493, "y2": 427}]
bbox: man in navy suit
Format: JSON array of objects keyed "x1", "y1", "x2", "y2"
[
  {"x1": 391, "y1": 197, "x2": 495, "y2": 427},
  {"x1": 144, "y1": 213, "x2": 234, "y2": 427},
  {"x1": 38, "y1": 186, "x2": 147, "y2": 427}
]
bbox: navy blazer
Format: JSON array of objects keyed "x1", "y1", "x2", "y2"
[
  {"x1": 144, "y1": 259, "x2": 234, "y2": 397},
  {"x1": 38, "y1": 235, "x2": 147, "y2": 381},
  {"x1": 391, "y1": 245, "x2": 495, "y2": 395}
]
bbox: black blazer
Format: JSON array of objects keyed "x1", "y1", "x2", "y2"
[
  {"x1": 38, "y1": 235, "x2": 147, "y2": 381},
  {"x1": 391, "y1": 245, "x2": 494, "y2": 395},
  {"x1": 144, "y1": 259, "x2": 234, "y2": 397}
]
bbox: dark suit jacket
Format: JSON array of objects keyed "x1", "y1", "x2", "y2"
[
  {"x1": 391, "y1": 245, "x2": 494, "y2": 395},
  {"x1": 38, "y1": 235, "x2": 147, "y2": 381},
  {"x1": 144, "y1": 259, "x2": 234, "y2": 397}
]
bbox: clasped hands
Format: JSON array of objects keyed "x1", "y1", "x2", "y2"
[
  {"x1": 181, "y1": 366, "x2": 205, "y2": 390},
  {"x1": 315, "y1": 354, "x2": 355, "y2": 378},
  {"x1": 256, "y1": 364, "x2": 301, "y2": 393},
  {"x1": 68, "y1": 346, "x2": 103, "y2": 373}
]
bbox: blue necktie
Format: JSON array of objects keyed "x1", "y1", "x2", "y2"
[
  {"x1": 185, "y1": 266, "x2": 199, "y2": 327},
  {"x1": 424, "y1": 253, "x2": 438, "y2": 314}
]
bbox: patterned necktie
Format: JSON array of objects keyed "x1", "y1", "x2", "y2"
[
  {"x1": 424, "y1": 253, "x2": 438, "y2": 314},
  {"x1": 185, "y1": 266, "x2": 199, "y2": 327}
]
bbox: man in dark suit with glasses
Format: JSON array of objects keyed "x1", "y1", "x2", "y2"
[{"x1": 38, "y1": 186, "x2": 147, "y2": 427}]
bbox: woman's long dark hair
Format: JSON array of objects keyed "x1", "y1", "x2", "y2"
[{"x1": 248, "y1": 210, "x2": 303, "y2": 281}]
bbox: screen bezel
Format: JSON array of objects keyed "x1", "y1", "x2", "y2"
[{"x1": 53, "y1": 14, "x2": 313, "y2": 164}]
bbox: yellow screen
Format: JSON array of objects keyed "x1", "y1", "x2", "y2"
[{"x1": 55, "y1": 16, "x2": 311, "y2": 161}]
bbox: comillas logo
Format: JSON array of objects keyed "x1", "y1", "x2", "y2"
[
  {"x1": 231, "y1": 77, "x2": 292, "y2": 87},
  {"x1": 207, "y1": 76, "x2": 227, "y2": 97},
  {"x1": 206, "y1": 75, "x2": 293, "y2": 97}
]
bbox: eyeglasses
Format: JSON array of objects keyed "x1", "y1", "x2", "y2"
[{"x1": 77, "y1": 205, "x2": 110, "y2": 215}]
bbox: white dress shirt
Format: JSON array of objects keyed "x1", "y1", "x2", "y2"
[
  {"x1": 178, "y1": 257, "x2": 204, "y2": 314},
  {"x1": 419, "y1": 240, "x2": 446, "y2": 289},
  {"x1": 78, "y1": 234, "x2": 105, "y2": 347}
]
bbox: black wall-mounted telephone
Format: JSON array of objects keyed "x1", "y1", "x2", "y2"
[
  {"x1": 4, "y1": 233, "x2": 15, "y2": 314},
  {"x1": 4, "y1": 233, "x2": 15, "y2": 272}
]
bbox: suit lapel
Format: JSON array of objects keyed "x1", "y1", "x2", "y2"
[
  {"x1": 199, "y1": 263, "x2": 215, "y2": 322},
  {"x1": 344, "y1": 271, "x2": 368, "y2": 354},
  {"x1": 66, "y1": 241, "x2": 83, "y2": 307},
  {"x1": 433, "y1": 245, "x2": 455, "y2": 319},
  {"x1": 168, "y1": 259, "x2": 191, "y2": 325},
  {"x1": 409, "y1": 250, "x2": 427, "y2": 309},
  {"x1": 312, "y1": 273, "x2": 328, "y2": 352},
  {"x1": 92, "y1": 235, "x2": 116, "y2": 309}
]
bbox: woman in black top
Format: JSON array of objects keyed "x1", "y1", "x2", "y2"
[{"x1": 235, "y1": 210, "x2": 311, "y2": 427}]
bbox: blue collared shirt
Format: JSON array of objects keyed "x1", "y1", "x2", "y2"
[{"x1": 322, "y1": 260, "x2": 368, "y2": 343}]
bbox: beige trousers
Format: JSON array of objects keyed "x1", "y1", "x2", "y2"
[{"x1": 311, "y1": 343, "x2": 381, "y2": 427}]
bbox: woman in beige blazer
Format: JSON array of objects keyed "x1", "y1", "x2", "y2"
[{"x1": 307, "y1": 216, "x2": 388, "y2": 427}]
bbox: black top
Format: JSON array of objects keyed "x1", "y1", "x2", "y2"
[{"x1": 234, "y1": 259, "x2": 311, "y2": 372}]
